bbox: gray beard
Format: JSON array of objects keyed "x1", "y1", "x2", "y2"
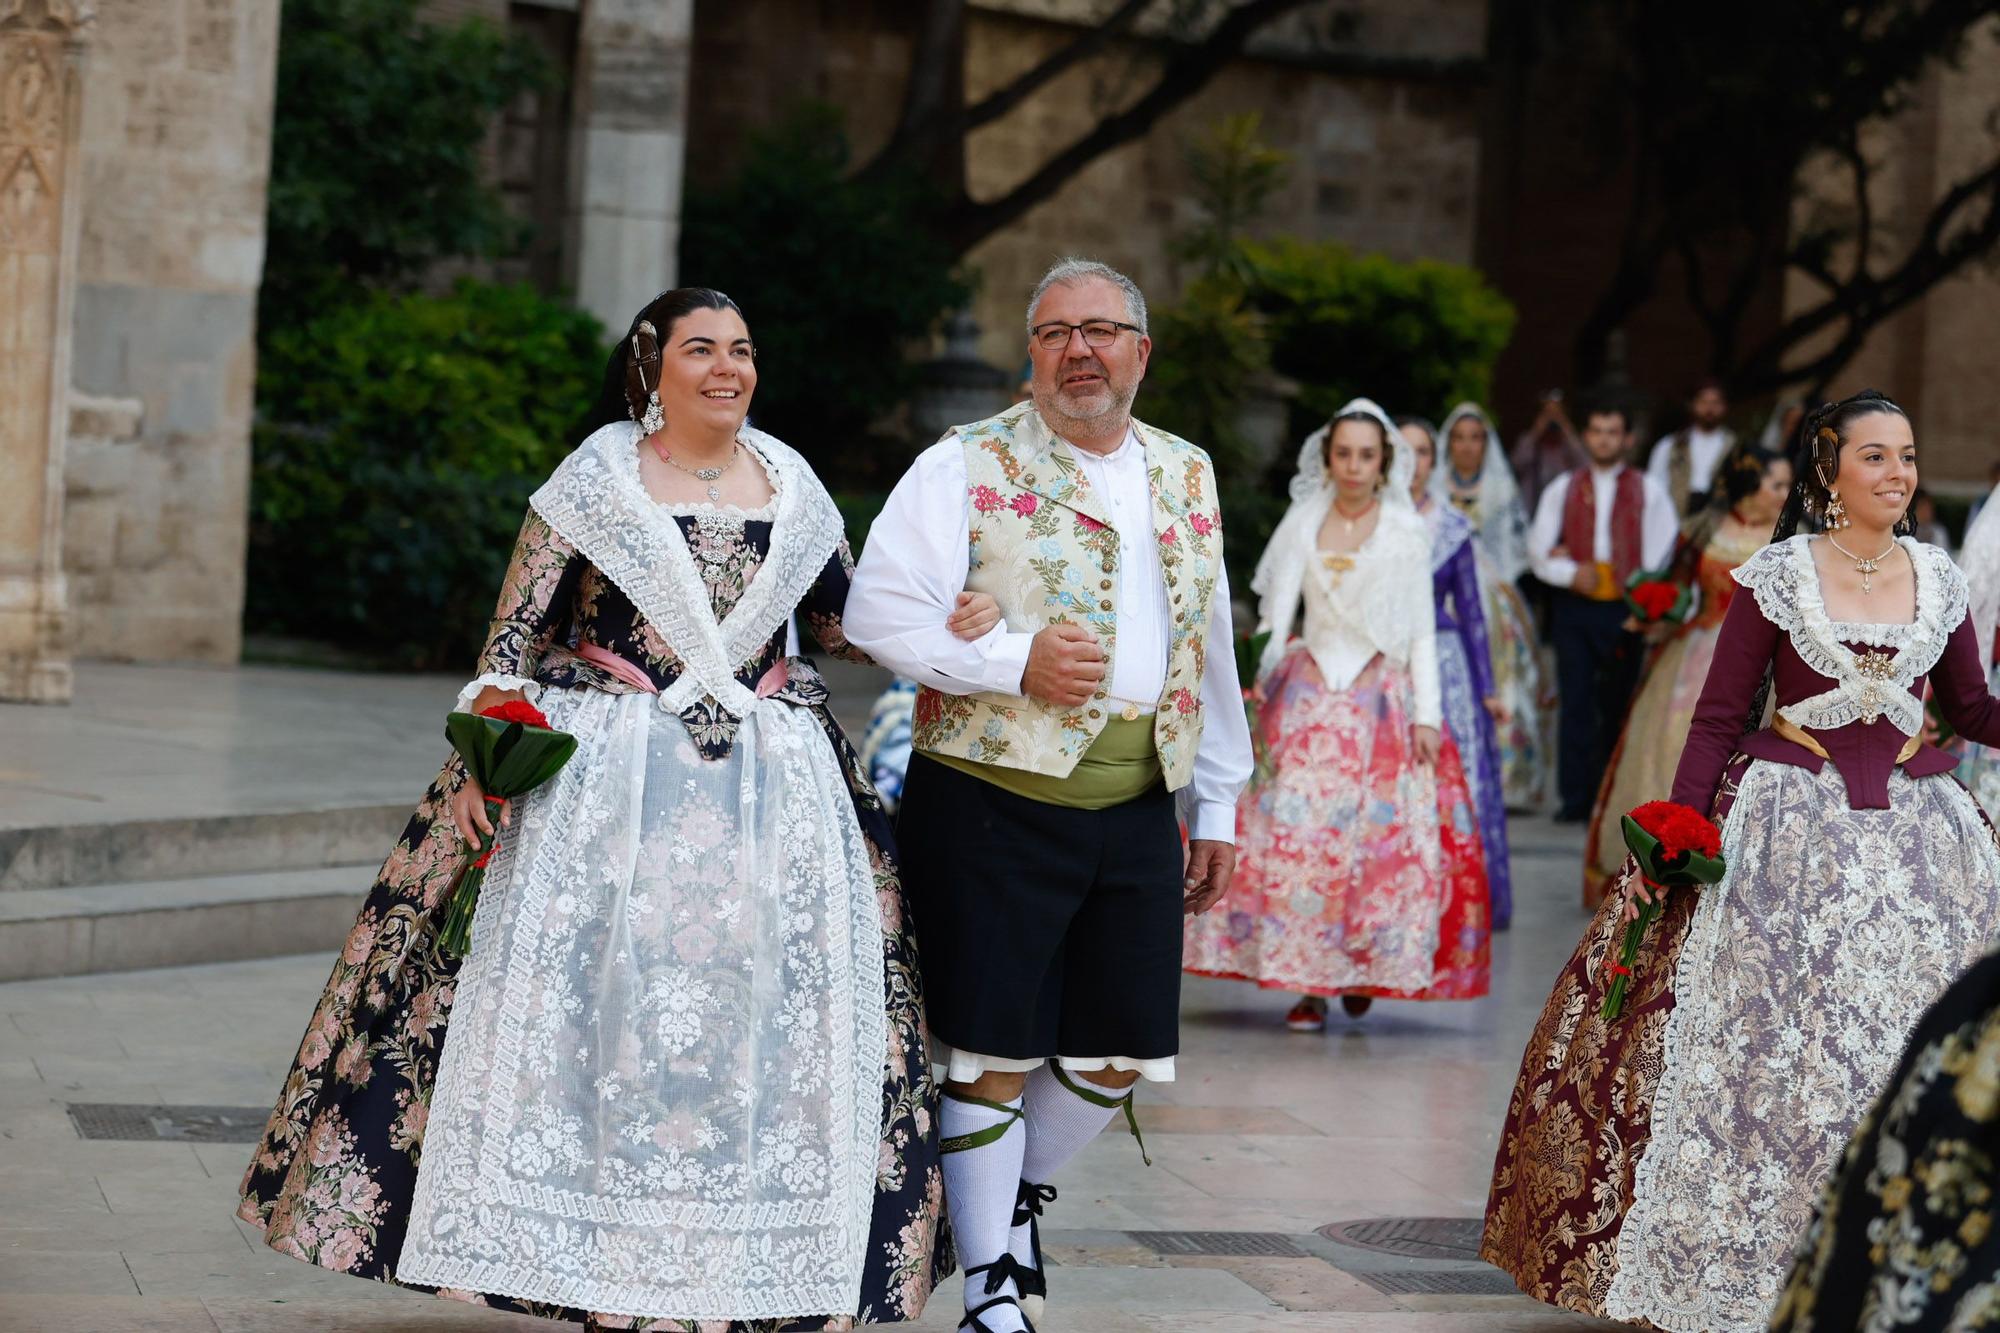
[{"x1": 1034, "y1": 384, "x2": 1135, "y2": 443}]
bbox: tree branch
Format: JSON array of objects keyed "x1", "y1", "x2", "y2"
[
  {"x1": 963, "y1": 0, "x2": 1154, "y2": 132},
  {"x1": 1843, "y1": 130, "x2": 1876, "y2": 288},
  {"x1": 935, "y1": 0, "x2": 1326, "y2": 252},
  {"x1": 861, "y1": 0, "x2": 968, "y2": 192},
  {"x1": 1735, "y1": 151, "x2": 2000, "y2": 396}
]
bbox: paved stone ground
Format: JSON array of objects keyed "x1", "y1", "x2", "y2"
[
  {"x1": 0, "y1": 824, "x2": 1619, "y2": 1332},
  {"x1": 0, "y1": 662, "x2": 1622, "y2": 1330}
]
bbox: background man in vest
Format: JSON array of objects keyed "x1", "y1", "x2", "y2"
[
  {"x1": 1529, "y1": 403, "x2": 1678, "y2": 822},
  {"x1": 845, "y1": 258, "x2": 1253, "y2": 1333},
  {"x1": 1647, "y1": 378, "x2": 1737, "y2": 515}
]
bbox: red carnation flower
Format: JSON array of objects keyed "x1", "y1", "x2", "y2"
[
  {"x1": 1188, "y1": 512, "x2": 1216, "y2": 537},
  {"x1": 479, "y1": 700, "x2": 552, "y2": 729},
  {"x1": 1628, "y1": 799, "x2": 1722, "y2": 860},
  {"x1": 1631, "y1": 581, "x2": 1679, "y2": 620},
  {"x1": 1009, "y1": 493, "x2": 1039, "y2": 517}
]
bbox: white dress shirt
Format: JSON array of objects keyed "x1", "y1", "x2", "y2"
[
  {"x1": 1646, "y1": 425, "x2": 1734, "y2": 496},
  {"x1": 1528, "y1": 464, "x2": 1680, "y2": 589},
  {"x1": 844, "y1": 429, "x2": 1254, "y2": 842}
]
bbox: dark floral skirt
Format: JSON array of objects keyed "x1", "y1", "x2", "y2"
[
  {"x1": 236, "y1": 705, "x2": 953, "y2": 1330},
  {"x1": 1771, "y1": 946, "x2": 2000, "y2": 1331}
]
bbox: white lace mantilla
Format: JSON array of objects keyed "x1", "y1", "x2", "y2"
[
  {"x1": 1733, "y1": 535, "x2": 1967, "y2": 736},
  {"x1": 397, "y1": 423, "x2": 886, "y2": 1320},
  {"x1": 1603, "y1": 759, "x2": 2000, "y2": 1330}
]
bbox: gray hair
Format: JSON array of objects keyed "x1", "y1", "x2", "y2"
[{"x1": 1025, "y1": 258, "x2": 1148, "y2": 337}]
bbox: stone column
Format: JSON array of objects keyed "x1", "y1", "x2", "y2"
[
  {"x1": 567, "y1": 0, "x2": 692, "y2": 333},
  {"x1": 0, "y1": 1, "x2": 91, "y2": 703}
]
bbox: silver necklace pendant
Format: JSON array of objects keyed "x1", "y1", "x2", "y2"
[{"x1": 706, "y1": 484, "x2": 720, "y2": 502}]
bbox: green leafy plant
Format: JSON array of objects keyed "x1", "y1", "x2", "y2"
[
  {"x1": 1172, "y1": 114, "x2": 1292, "y2": 283},
  {"x1": 680, "y1": 103, "x2": 971, "y2": 463},
  {"x1": 1243, "y1": 238, "x2": 1517, "y2": 436},
  {"x1": 247, "y1": 281, "x2": 607, "y2": 668},
  {"x1": 261, "y1": 0, "x2": 551, "y2": 316}
]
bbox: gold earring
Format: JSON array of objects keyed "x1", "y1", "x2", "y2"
[{"x1": 1823, "y1": 490, "x2": 1850, "y2": 530}]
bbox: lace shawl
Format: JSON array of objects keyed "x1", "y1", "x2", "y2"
[
  {"x1": 529, "y1": 421, "x2": 844, "y2": 746},
  {"x1": 1733, "y1": 535, "x2": 1968, "y2": 736},
  {"x1": 1424, "y1": 501, "x2": 1477, "y2": 574},
  {"x1": 1431, "y1": 402, "x2": 1531, "y2": 582}
]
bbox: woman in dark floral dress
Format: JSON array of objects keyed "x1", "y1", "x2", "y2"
[{"x1": 238, "y1": 289, "x2": 974, "y2": 1330}]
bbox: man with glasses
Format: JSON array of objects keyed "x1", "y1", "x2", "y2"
[{"x1": 846, "y1": 258, "x2": 1253, "y2": 1333}]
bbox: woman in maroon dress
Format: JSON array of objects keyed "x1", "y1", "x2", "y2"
[{"x1": 1482, "y1": 391, "x2": 2000, "y2": 1332}]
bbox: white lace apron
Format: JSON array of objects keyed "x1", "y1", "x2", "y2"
[{"x1": 397, "y1": 424, "x2": 887, "y2": 1320}]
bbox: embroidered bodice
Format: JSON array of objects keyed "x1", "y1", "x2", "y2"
[
  {"x1": 460, "y1": 427, "x2": 868, "y2": 758},
  {"x1": 1671, "y1": 536, "x2": 2000, "y2": 810}
]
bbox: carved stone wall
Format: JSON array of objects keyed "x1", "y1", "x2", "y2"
[{"x1": 0, "y1": 0, "x2": 91, "y2": 702}]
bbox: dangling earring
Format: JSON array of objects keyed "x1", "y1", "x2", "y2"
[
  {"x1": 641, "y1": 389, "x2": 664, "y2": 436},
  {"x1": 1823, "y1": 489, "x2": 1850, "y2": 531}
]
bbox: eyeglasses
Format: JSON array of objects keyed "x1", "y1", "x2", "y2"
[{"x1": 1031, "y1": 320, "x2": 1142, "y2": 351}]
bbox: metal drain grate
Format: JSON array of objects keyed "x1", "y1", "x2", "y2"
[
  {"x1": 1129, "y1": 1230, "x2": 1309, "y2": 1258},
  {"x1": 67, "y1": 1103, "x2": 269, "y2": 1143},
  {"x1": 1317, "y1": 1217, "x2": 1485, "y2": 1261},
  {"x1": 1353, "y1": 1269, "x2": 1521, "y2": 1296}
]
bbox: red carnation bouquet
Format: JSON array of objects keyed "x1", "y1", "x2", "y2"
[
  {"x1": 1601, "y1": 800, "x2": 1726, "y2": 1020},
  {"x1": 434, "y1": 699, "x2": 578, "y2": 958},
  {"x1": 1623, "y1": 568, "x2": 1692, "y2": 627}
]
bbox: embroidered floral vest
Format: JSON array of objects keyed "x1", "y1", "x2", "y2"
[{"x1": 911, "y1": 400, "x2": 1223, "y2": 790}]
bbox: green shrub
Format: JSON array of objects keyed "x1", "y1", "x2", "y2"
[
  {"x1": 262, "y1": 0, "x2": 550, "y2": 316},
  {"x1": 247, "y1": 281, "x2": 608, "y2": 669},
  {"x1": 1244, "y1": 237, "x2": 1517, "y2": 433},
  {"x1": 680, "y1": 104, "x2": 971, "y2": 462}
]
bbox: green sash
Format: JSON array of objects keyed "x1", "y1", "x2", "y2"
[{"x1": 919, "y1": 715, "x2": 1162, "y2": 809}]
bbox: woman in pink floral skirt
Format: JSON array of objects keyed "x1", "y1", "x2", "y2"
[{"x1": 1183, "y1": 398, "x2": 1490, "y2": 1029}]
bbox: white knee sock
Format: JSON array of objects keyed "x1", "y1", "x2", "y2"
[
  {"x1": 1008, "y1": 1064, "x2": 1130, "y2": 1283},
  {"x1": 940, "y1": 1092, "x2": 1028, "y2": 1331}
]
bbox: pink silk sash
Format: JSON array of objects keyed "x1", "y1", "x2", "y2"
[{"x1": 574, "y1": 642, "x2": 788, "y2": 699}]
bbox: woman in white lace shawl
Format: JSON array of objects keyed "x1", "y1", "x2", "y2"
[
  {"x1": 1433, "y1": 402, "x2": 1555, "y2": 809},
  {"x1": 237, "y1": 289, "x2": 985, "y2": 1330},
  {"x1": 1483, "y1": 390, "x2": 2000, "y2": 1332},
  {"x1": 1183, "y1": 399, "x2": 1490, "y2": 1032}
]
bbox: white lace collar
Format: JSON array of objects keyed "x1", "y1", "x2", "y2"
[{"x1": 1733, "y1": 534, "x2": 1968, "y2": 734}]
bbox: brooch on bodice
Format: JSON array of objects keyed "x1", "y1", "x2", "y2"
[
  {"x1": 1321, "y1": 552, "x2": 1355, "y2": 588},
  {"x1": 1852, "y1": 649, "x2": 1897, "y2": 723}
]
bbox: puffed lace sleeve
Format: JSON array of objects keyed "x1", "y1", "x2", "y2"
[{"x1": 455, "y1": 510, "x2": 587, "y2": 713}]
